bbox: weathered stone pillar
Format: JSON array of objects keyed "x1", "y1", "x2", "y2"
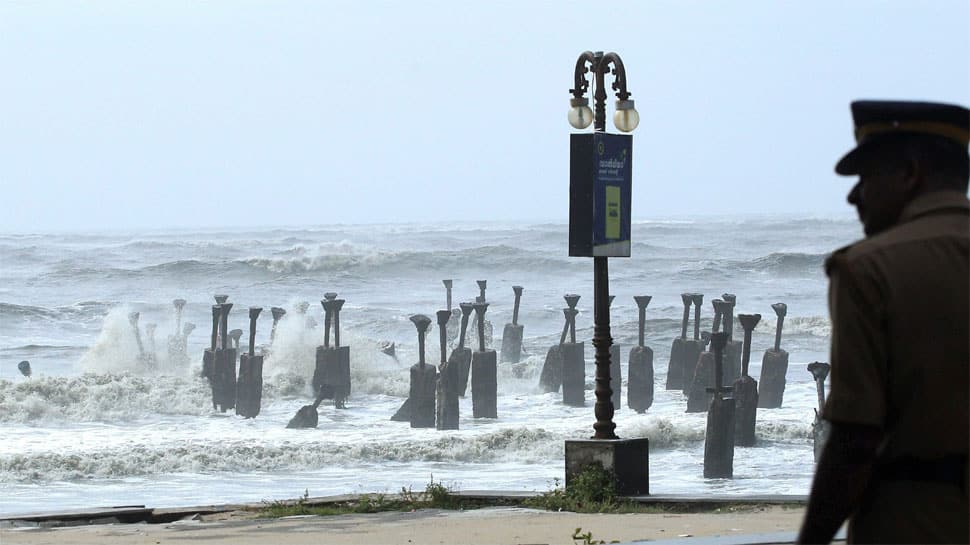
[
  {"x1": 720, "y1": 294, "x2": 742, "y2": 385},
  {"x1": 332, "y1": 299, "x2": 350, "y2": 407},
  {"x1": 443, "y1": 279, "x2": 453, "y2": 312},
  {"x1": 409, "y1": 314, "x2": 437, "y2": 428},
  {"x1": 470, "y1": 280, "x2": 493, "y2": 347},
  {"x1": 453, "y1": 302, "x2": 474, "y2": 397},
  {"x1": 313, "y1": 295, "x2": 351, "y2": 408},
  {"x1": 733, "y1": 313, "x2": 761, "y2": 447},
  {"x1": 435, "y1": 310, "x2": 459, "y2": 430},
  {"x1": 287, "y1": 389, "x2": 326, "y2": 429},
  {"x1": 471, "y1": 302, "x2": 497, "y2": 418},
  {"x1": 808, "y1": 361, "x2": 831, "y2": 462},
  {"x1": 665, "y1": 293, "x2": 693, "y2": 391},
  {"x1": 686, "y1": 299, "x2": 724, "y2": 412},
  {"x1": 703, "y1": 332, "x2": 735, "y2": 479},
  {"x1": 269, "y1": 307, "x2": 286, "y2": 344},
  {"x1": 313, "y1": 298, "x2": 335, "y2": 399},
  {"x1": 681, "y1": 294, "x2": 706, "y2": 393},
  {"x1": 559, "y1": 295, "x2": 585, "y2": 407},
  {"x1": 212, "y1": 303, "x2": 237, "y2": 412},
  {"x1": 538, "y1": 304, "x2": 568, "y2": 393},
  {"x1": 236, "y1": 307, "x2": 264, "y2": 418},
  {"x1": 500, "y1": 285, "x2": 525, "y2": 364},
  {"x1": 202, "y1": 304, "x2": 220, "y2": 385},
  {"x1": 758, "y1": 303, "x2": 790, "y2": 408},
  {"x1": 442, "y1": 280, "x2": 457, "y2": 345},
  {"x1": 627, "y1": 295, "x2": 654, "y2": 413}
]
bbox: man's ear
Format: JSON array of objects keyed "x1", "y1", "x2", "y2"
[{"x1": 900, "y1": 153, "x2": 923, "y2": 198}]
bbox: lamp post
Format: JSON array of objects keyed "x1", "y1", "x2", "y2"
[{"x1": 568, "y1": 51, "x2": 639, "y2": 440}]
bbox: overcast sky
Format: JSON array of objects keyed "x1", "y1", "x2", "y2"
[{"x1": 1, "y1": 1, "x2": 967, "y2": 233}]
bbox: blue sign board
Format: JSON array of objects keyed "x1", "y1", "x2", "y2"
[{"x1": 568, "y1": 132, "x2": 632, "y2": 257}]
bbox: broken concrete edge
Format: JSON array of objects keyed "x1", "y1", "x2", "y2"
[{"x1": 0, "y1": 492, "x2": 808, "y2": 526}]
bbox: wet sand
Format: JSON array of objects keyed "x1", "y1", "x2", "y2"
[{"x1": 1, "y1": 505, "x2": 807, "y2": 545}]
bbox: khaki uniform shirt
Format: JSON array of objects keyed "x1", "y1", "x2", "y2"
[
  {"x1": 823, "y1": 190, "x2": 969, "y2": 543},
  {"x1": 823, "y1": 190, "x2": 968, "y2": 457}
]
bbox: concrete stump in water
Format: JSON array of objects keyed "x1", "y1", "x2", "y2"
[
  {"x1": 558, "y1": 295, "x2": 585, "y2": 406},
  {"x1": 500, "y1": 286, "x2": 524, "y2": 364},
  {"x1": 703, "y1": 332, "x2": 735, "y2": 479},
  {"x1": 236, "y1": 307, "x2": 264, "y2": 418},
  {"x1": 538, "y1": 309, "x2": 568, "y2": 393},
  {"x1": 808, "y1": 361, "x2": 831, "y2": 462},
  {"x1": 539, "y1": 344, "x2": 564, "y2": 393},
  {"x1": 758, "y1": 303, "x2": 789, "y2": 408},
  {"x1": 733, "y1": 313, "x2": 761, "y2": 447},
  {"x1": 451, "y1": 302, "x2": 474, "y2": 397},
  {"x1": 680, "y1": 294, "x2": 706, "y2": 394},
  {"x1": 687, "y1": 351, "x2": 715, "y2": 413},
  {"x1": 469, "y1": 280, "x2": 493, "y2": 348},
  {"x1": 408, "y1": 314, "x2": 437, "y2": 428},
  {"x1": 628, "y1": 295, "x2": 654, "y2": 413},
  {"x1": 435, "y1": 310, "x2": 459, "y2": 430},
  {"x1": 665, "y1": 293, "x2": 693, "y2": 391},
  {"x1": 287, "y1": 390, "x2": 326, "y2": 429},
  {"x1": 442, "y1": 280, "x2": 457, "y2": 345},
  {"x1": 539, "y1": 294, "x2": 579, "y2": 393},
  {"x1": 202, "y1": 305, "x2": 220, "y2": 385},
  {"x1": 390, "y1": 397, "x2": 411, "y2": 422},
  {"x1": 561, "y1": 341, "x2": 586, "y2": 407},
  {"x1": 686, "y1": 299, "x2": 724, "y2": 412},
  {"x1": 720, "y1": 294, "x2": 742, "y2": 386},
  {"x1": 471, "y1": 302, "x2": 497, "y2": 418},
  {"x1": 269, "y1": 307, "x2": 286, "y2": 344},
  {"x1": 212, "y1": 303, "x2": 237, "y2": 412},
  {"x1": 313, "y1": 297, "x2": 351, "y2": 408}
]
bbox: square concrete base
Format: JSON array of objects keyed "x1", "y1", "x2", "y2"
[{"x1": 564, "y1": 437, "x2": 649, "y2": 495}]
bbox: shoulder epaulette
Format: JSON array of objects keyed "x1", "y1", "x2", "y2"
[{"x1": 824, "y1": 244, "x2": 854, "y2": 276}]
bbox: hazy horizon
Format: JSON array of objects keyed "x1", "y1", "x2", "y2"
[{"x1": 0, "y1": 210, "x2": 862, "y2": 237}]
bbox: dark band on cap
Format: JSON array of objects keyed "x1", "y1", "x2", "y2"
[{"x1": 855, "y1": 120, "x2": 970, "y2": 147}]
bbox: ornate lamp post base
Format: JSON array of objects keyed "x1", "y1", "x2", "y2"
[{"x1": 565, "y1": 438, "x2": 650, "y2": 496}]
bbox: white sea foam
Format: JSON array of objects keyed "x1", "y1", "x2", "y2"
[{"x1": 1, "y1": 218, "x2": 858, "y2": 511}]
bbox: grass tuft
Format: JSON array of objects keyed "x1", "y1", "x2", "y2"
[{"x1": 260, "y1": 475, "x2": 462, "y2": 518}]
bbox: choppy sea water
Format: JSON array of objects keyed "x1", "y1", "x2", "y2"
[{"x1": 0, "y1": 217, "x2": 860, "y2": 515}]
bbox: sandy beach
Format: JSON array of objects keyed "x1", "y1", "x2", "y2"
[{"x1": 1, "y1": 505, "x2": 809, "y2": 545}]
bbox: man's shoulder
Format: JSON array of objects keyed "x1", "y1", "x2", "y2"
[
  {"x1": 825, "y1": 211, "x2": 968, "y2": 276},
  {"x1": 824, "y1": 237, "x2": 883, "y2": 275}
]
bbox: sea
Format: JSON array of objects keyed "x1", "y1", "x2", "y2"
[{"x1": 0, "y1": 217, "x2": 861, "y2": 516}]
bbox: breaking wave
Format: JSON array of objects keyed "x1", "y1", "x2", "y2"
[{"x1": 239, "y1": 245, "x2": 572, "y2": 275}]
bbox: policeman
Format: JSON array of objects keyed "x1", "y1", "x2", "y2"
[{"x1": 798, "y1": 101, "x2": 969, "y2": 544}]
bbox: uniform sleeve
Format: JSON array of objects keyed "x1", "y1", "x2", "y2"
[{"x1": 822, "y1": 255, "x2": 888, "y2": 428}]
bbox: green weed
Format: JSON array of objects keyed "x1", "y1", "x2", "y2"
[
  {"x1": 526, "y1": 465, "x2": 631, "y2": 513},
  {"x1": 260, "y1": 475, "x2": 461, "y2": 517}
]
